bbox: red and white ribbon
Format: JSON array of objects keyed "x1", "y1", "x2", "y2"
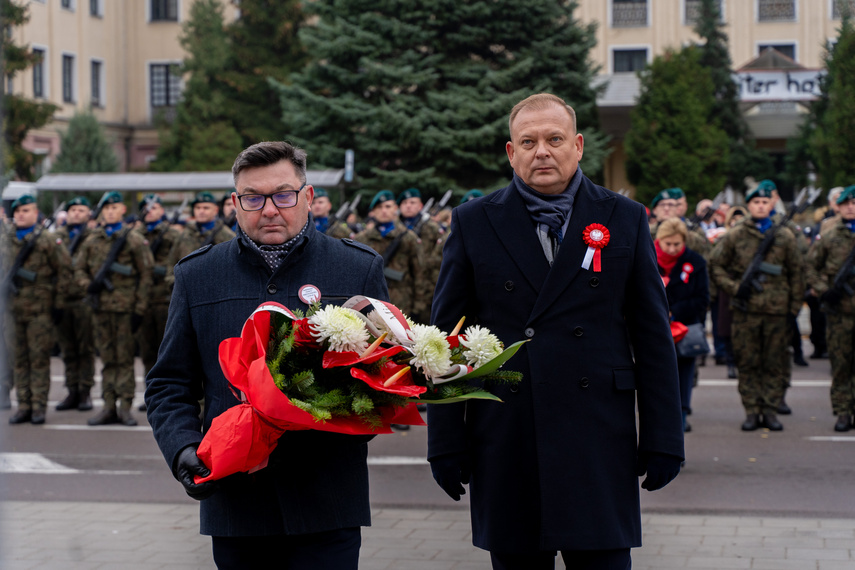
[
  {"x1": 680, "y1": 263, "x2": 694, "y2": 284},
  {"x1": 581, "y1": 224, "x2": 610, "y2": 272}
]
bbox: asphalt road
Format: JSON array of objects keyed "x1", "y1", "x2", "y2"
[{"x1": 1, "y1": 351, "x2": 854, "y2": 520}]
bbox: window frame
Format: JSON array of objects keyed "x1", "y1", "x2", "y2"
[
  {"x1": 61, "y1": 53, "x2": 76, "y2": 104},
  {"x1": 149, "y1": 0, "x2": 180, "y2": 22},
  {"x1": 90, "y1": 58, "x2": 105, "y2": 108},
  {"x1": 148, "y1": 61, "x2": 183, "y2": 118},
  {"x1": 756, "y1": 41, "x2": 799, "y2": 61},
  {"x1": 32, "y1": 45, "x2": 48, "y2": 99},
  {"x1": 756, "y1": 0, "x2": 798, "y2": 23},
  {"x1": 611, "y1": 46, "x2": 650, "y2": 74},
  {"x1": 683, "y1": 0, "x2": 726, "y2": 26},
  {"x1": 609, "y1": 0, "x2": 650, "y2": 28},
  {"x1": 60, "y1": 0, "x2": 75, "y2": 12}
]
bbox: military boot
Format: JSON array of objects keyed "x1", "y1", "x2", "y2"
[
  {"x1": 117, "y1": 402, "x2": 138, "y2": 427},
  {"x1": 30, "y1": 408, "x2": 46, "y2": 425},
  {"x1": 777, "y1": 396, "x2": 792, "y2": 415},
  {"x1": 87, "y1": 406, "x2": 119, "y2": 426},
  {"x1": 77, "y1": 389, "x2": 93, "y2": 411},
  {"x1": 834, "y1": 414, "x2": 852, "y2": 432},
  {"x1": 741, "y1": 413, "x2": 761, "y2": 431},
  {"x1": 9, "y1": 408, "x2": 32, "y2": 425},
  {"x1": 763, "y1": 413, "x2": 783, "y2": 431},
  {"x1": 55, "y1": 388, "x2": 79, "y2": 411}
]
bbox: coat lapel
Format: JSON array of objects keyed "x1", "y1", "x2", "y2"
[
  {"x1": 484, "y1": 187, "x2": 551, "y2": 292},
  {"x1": 527, "y1": 178, "x2": 617, "y2": 325}
]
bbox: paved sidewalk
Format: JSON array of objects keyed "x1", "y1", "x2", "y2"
[{"x1": 1, "y1": 501, "x2": 853, "y2": 569}]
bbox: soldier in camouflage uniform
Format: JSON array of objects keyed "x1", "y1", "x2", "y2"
[
  {"x1": 311, "y1": 188, "x2": 351, "y2": 238},
  {"x1": 355, "y1": 190, "x2": 426, "y2": 320},
  {"x1": 398, "y1": 188, "x2": 441, "y2": 318},
  {"x1": 168, "y1": 191, "x2": 236, "y2": 264},
  {"x1": 54, "y1": 196, "x2": 96, "y2": 412},
  {"x1": 805, "y1": 185, "x2": 855, "y2": 432},
  {"x1": 136, "y1": 194, "x2": 181, "y2": 412},
  {"x1": 74, "y1": 192, "x2": 154, "y2": 426},
  {"x1": 710, "y1": 184, "x2": 804, "y2": 432},
  {"x1": 2, "y1": 195, "x2": 72, "y2": 425}
]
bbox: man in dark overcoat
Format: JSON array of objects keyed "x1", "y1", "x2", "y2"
[
  {"x1": 427, "y1": 93, "x2": 684, "y2": 570},
  {"x1": 145, "y1": 141, "x2": 388, "y2": 569}
]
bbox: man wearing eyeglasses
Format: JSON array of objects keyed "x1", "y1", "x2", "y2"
[{"x1": 145, "y1": 141, "x2": 388, "y2": 569}]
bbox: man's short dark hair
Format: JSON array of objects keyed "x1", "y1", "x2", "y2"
[{"x1": 232, "y1": 141, "x2": 308, "y2": 185}]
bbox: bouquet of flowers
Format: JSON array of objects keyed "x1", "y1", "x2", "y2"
[{"x1": 195, "y1": 296, "x2": 525, "y2": 483}]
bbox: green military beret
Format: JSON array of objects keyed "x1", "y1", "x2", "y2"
[
  {"x1": 192, "y1": 191, "x2": 217, "y2": 207},
  {"x1": 461, "y1": 189, "x2": 484, "y2": 205},
  {"x1": 397, "y1": 187, "x2": 421, "y2": 204},
  {"x1": 650, "y1": 189, "x2": 672, "y2": 209},
  {"x1": 138, "y1": 194, "x2": 162, "y2": 211},
  {"x1": 314, "y1": 188, "x2": 329, "y2": 199},
  {"x1": 66, "y1": 196, "x2": 91, "y2": 209},
  {"x1": 101, "y1": 191, "x2": 123, "y2": 205},
  {"x1": 837, "y1": 185, "x2": 855, "y2": 204},
  {"x1": 746, "y1": 180, "x2": 776, "y2": 203},
  {"x1": 369, "y1": 190, "x2": 396, "y2": 211},
  {"x1": 10, "y1": 194, "x2": 36, "y2": 213},
  {"x1": 666, "y1": 187, "x2": 685, "y2": 199}
]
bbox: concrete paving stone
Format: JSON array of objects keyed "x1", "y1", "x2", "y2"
[
  {"x1": 84, "y1": 548, "x2": 145, "y2": 563},
  {"x1": 416, "y1": 539, "x2": 476, "y2": 552},
  {"x1": 762, "y1": 517, "x2": 820, "y2": 528},
  {"x1": 678, "y1": 524, "x2": 737, "y2": 536},
  {"x1": 367, "y1": 516, "x2": 398, "y2": 529},
  {"x1": 786, "y1": 547, "x2": 852, "y2": 560},
  {"x1": 721, "y1": 545, "x2": 785, "y2": 558},
  {"x1": 751, "y1": 558, "x2": 824, "y2": 570},
  {"x1": 374, "y1": 509, "x2": 431, "y2": 521},
  {"x1": 818, "y1": 561, "x2": 855, "y2": 570},
  {"x1": 647, "y1": 515, "x2": 706, "y2": 526},
  {"x1": 631, "y1": 553, "x2": 689, "y2": 567},
  {"x1": 24, "y1": 561, "x2": 102, "y2": 570},
  {"x1": 363, "y1": 527, "x2": 416, "y2": 539},
  {"x1": 641, "y1": 534, "x2": 705, "y2": 546},
  {"x1": 372, "y1": 547, "x2": 439, "y2": 561},
  {"x1": 447, "y1": 520, "x2": 472, "y2": 532},
  {"x1": 136, "y1": 565, "x2": 210, "y2": 570},
  {"x1": 78, "y1": 521, "x2": 146, "y2": 534},
  {"x1": 356, "y1": 559, "x2": 392, "y2": 570},
  {"x1": 816, "y1": 529, "x2": 855, "y2": 539},
  {"x1": 372, "y1": 560, "x2": 457, "y2": 570},
  {"x1": 146, "y1": 539, "x2": 210, "y2": 554},
  {"x1": 358, "y1": 546, "x2": 379, "y2": 558},
  {"x1": 763, "y1": 536, "x2": 825, "y2": 548},
  {"x1": 394, "y1": 518, "x2": 454, "y2": 530},
  {"x1": 735, "y1": 526, "x2": 798, "y2": 537},
  {"x1": 81, "y1": 539, "x2": 151, "y2": 552},
  {"x1": 703, "y1": 516, "x2": 763, "y2": 527},
  {"x1": 0, "y1": 562, "x2": 40, "y2": 570},
  {"x1": 700, "y1": 535, "x2": 765, "y2": 547},
  {"x1": 818, "y1": 518, "x2": 855, "y2": 529},
  {"x1": 448, "y1": 562, "x2": 491, "y2": 570},
  {"x1": 410, "y1": 528, "x2": 470, "y2": 540},
  {"x1": 432, "y1": 547, "x2": 490, "y2": 562},
  {"x1": 821, "y1": 538, "x2": 855, "y2": 550},
  {"x1": 143, "y1": 550, "x2": 215, "y2": 565},
  {"x1": 686, "y1": 555, "x2": 751, "y2": 568},
  {"x1": 362, "y1": 537, "x2": 425, "y2": 550},
  {"x1": 658, "y1": 544, "x2": 723, "y2": 557},
  {"x1": 642, "y1": 524, "x2": 679, "y2": 535}
]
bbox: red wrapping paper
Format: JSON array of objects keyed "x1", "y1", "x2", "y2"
[{"x1": 194, "y1": 305, "x2": 425, "y2": 483}]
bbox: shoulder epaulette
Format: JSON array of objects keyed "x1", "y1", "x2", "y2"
[
  {"x1": 176, "y1": 244, "x2": 213, "y2": 265},
  {"x1": 341, "y1": 238, "x2": 380, "y2": 257}
]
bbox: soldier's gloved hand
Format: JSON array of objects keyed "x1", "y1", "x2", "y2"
[
  {"x1": 86, "y1": 281, "x2": 101, "y2": 296},
  {"x1": 51, "y1": 308, "x2": 64, "y2": 325},
  {"x1": 429, "y1": 452, "x2": 471, "y2": 501},
  {"x1": 821, "y1": 289, "x2": 842, "y2": 306},
  {"x1": 637, "y1": 451, "x2": 682, "y2": 492},
  {"x1": 173, "y1": 445, "x2": 218, "y2": 501},
  {"x1": 131, "y1": 314, "x2": 143, "y2": 333},
  {"x1": 734, "y1": 283, "x2": 752, "y2": 301}
]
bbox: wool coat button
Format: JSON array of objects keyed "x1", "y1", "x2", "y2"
[
  {"x1": 504, "y1": 280, "x2": 514, "y2": 291},
  {"x1": 509, "y1": 384, "x2": 519, "y2": 393},
  {"x1": 573, "y1": 326, "x2": 584, "y2": 337},
  {"x1": 267, "y1": 284, "x2": 277, "y2": 294},
  {"x1": 524, "y1": 327, "x2": 535, "y2": 338},
  {"x1": 579, "y1": 377, "x2": 590, "y2": 389},
  {"x1": 589, "y1": 277, "x2": 600, "y2": 288}
]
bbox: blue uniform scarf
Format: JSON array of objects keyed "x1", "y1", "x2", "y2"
[
  {"x1": 845, "y1": 219, "x2": 855, "y2": 233},
  {"x1": 377, "y1": 221, "x2": 396, "y2": 237},
  {"x1": 752, "y1": 217, "x2": 772, "y2": 234},
  {"x1": 314, "y1": 216, "x2": 329, "y2": 234},
  {"x1": 105, "y1": 222, "x2": 123, "y2": 237},
  {"x1": 16, "y1": 225, "x2": 35, "y2": 241},
  {"x1": 198, "y1": 220, "x2": 216, "y2": 233}
]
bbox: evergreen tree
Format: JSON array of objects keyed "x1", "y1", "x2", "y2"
[
  {"x1": 808, "y1": 14, "x2": 855, "y2": 189},
  {"x1": 1, "y1": 0, "x2": 58, "y2": 180},
  {"x1": 272, "y1": 0, "x2": 608, "y2": 194},
  {"x1": 624, "y1": 47, "x2": 730, "y2": 206},
  {"x1": 693, "y1": 0, "x2": 772, "y2": 189},
  {"x1": 150, "y1": 0, "x2": 242, "y2": 171},
  {"x1": 224, "y1": 0, "x2": 307, "y2": 145},
  {"x1": 50, "y1": 109, "x2": 119, "y2": 173}
]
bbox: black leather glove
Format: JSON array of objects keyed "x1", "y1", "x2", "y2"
[
  {"x1": 637, "y1": 451, "x2": 682, "y2": 492},
  {"x1": 86, "y1": 281, "x2": 102, "y2": 296},
  {"x1": 821, "y1": 289, "x2": 842, "y2": 307},
  {"x1": 51, "y1": 308, "x2": 64, "y2": 325},
  {"x1": 733, "y1": 282, "x2": 752, "y2": 301},
  {"x1": 173, "y1": 445, "x2": 218, "y2": 501},
  {"x1": 131, "y1": 314, "x2": 144, "y2": 333},
  {"x1": 429, "y1": 452, "x2": 471, "y2": 501}
]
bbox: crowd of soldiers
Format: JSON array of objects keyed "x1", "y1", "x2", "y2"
[{"x1": 2, "y1": 180, "x2": 853, "y2": 435}]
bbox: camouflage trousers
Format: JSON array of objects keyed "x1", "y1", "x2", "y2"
[
  {"x1": 137, "y1": 302, "x2": 169, "y2": 377},
  {"x1": 56, "y1": 299, "x2": 95, "y2": 392},
  {"x1": 92, "y1": 311, "x2": 136, "y2": 408},
  {"x1": 826, "y1": 313, "x2": 855, "y2": 415},
  {"x1": 732, "y1": 312, "x2": 789, "y2": 414},
  {"x1": 1, "y1": 311, "x2": 13, "y2": 396},
  {"x1": 13, "y1": 312, "x2": 54, "y2": 411}
]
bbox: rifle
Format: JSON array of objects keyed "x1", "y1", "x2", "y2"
[
  {"x1": 150, "y1": 197, "x2": 188, "y2": 258},
  {"x1": 820, "y1": 238, "x2": 855, "y2": 314},
  {"x1": 731, "y1": 187, "x2": 816, "y2": 312},
  {"x1": 410, "y1": 197, "x2": 435, "y2": 237},
  {"x1": 90, "y1": 193, "x2": 111, "y2": 226},
  {"x1": 2, "y1": 201, "x2": 67, "y2": 296},
  {"x1": 201, "y1": 219, "x2": 225, "y2": 248},
  {"x1": 85, "y1": 226, "x2": 134, "y2": 310},
  {"x1": 429, "y1": 190, "x2": 453, "y2": 216},
  {"x1": 688, "y1": 191, "x2": 725, "y2": 228},
  {"x1": 327, "y1": 197, "x2": 351, "y2": 233}
]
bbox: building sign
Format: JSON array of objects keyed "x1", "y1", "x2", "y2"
[{"x1": 735, "y1": 70, "x2": 825, "y2": 102}]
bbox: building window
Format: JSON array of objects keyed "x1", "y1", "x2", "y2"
[
  {"x1": 62, "y1": 54, "x2": 75, "y2": 103},
  {"x1": 5, "y1": 75, "x2": 12, "y2": 95},
  {"x1": 61, "y1": 0, "x2": 74, "y2": 10},
  {"x1": 613, "y1": 48, "x2": 648, "y2": 73},
  {"x1": 758, "y1": 0, "x2": 795, "y2": 22},
  {"x1": 833, "y1": 0, "x2": 855, "y2": 18},
  {"x1": 151, "y1": 0, "x2": 178, "y2": 21},
  {"x1": 33, "y1": 48, "x2": 45, "y2": 98},
  {"x1": 90, "y1": 0, "x2": 101, "y2": 16},
  {"x1": 685, "y1": 0, "x2": 723, "y2": 25},
  {"x1": 150, "y1": 63, "x2": 182, "y2": 109},
  {"x1": 612, "y1": 0, "x2": 648, "y2": 27},
  {"x1": 758, "y1": 43, "x2": 796, "y2": 60},
  {"x1": 91, "y1": 60, "x2": 103, "y2": 107}
]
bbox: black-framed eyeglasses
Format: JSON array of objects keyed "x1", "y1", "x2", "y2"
[{"x1": 236, "y1": 183, "x2": 306, "y2": 211}]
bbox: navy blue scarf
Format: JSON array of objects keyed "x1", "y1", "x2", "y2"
[{"x1": 514, "y1": 167, "x2": 583, "y2": 244}]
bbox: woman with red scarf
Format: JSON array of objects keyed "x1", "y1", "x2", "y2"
[{"x1": 656, "y1": 218, "x2": 710, "y2": 433}]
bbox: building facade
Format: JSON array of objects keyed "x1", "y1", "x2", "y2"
[{"x1": 10, "y1": 0, "x2": 238, "y2": 175}]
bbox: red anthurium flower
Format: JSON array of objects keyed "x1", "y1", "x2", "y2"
[
  {"x1": 322, "y1": 344, "x2": 407, "y2": 368},
  {"x1": 350, "y1": 362, "x2": 427, "y2": 397}
]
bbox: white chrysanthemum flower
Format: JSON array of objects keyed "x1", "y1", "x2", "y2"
[
  {"x1": 459, "y1": 325, "x2": 503, "y2": 368},
  {"x1": 407, "y1": 324, "x2": 452, "y2": 379},
  {"x1": 308, "y1": 305, "x2": 370, "y2": 353}
]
